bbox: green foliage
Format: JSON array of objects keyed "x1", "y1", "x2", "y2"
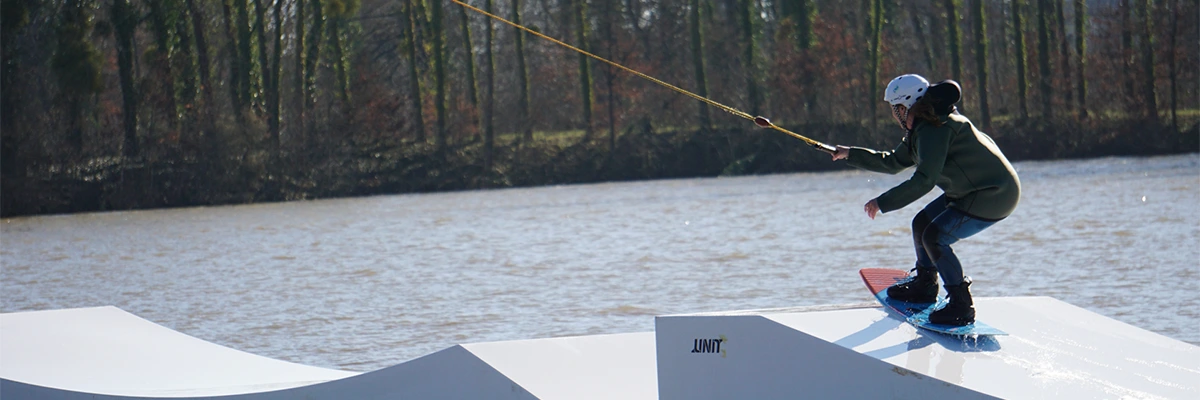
[
  {"x1": 325, "y1": 0, "x2": 360, "y2": 19},
  {"x1": 52, "y1": 0, "x2": 103, "y2": 96},
  {"x1": 1, "y1": 0, "x2": 30, "y2": 36},
  {"x1": 148, "y1": 0, "x2": 183, "y2": 56},
  {"x1": 781, "y1": 0, "x2": 815, "y2": 50}
]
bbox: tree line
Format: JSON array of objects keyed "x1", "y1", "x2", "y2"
[{"x1": 1, "y1": 0, "x2": 1197, "y2": 217}]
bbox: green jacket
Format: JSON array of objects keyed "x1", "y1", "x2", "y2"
[{"x1": 846, "y1": 113, "x2": 1020, "y2": 220}]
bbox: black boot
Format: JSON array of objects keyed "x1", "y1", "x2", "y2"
[
  {"x1": 929, "y1": 279, "x2": 975, "y2": 326},
  {"x1": 887, "y1": 267, "x2": 938, "y2": 303}
]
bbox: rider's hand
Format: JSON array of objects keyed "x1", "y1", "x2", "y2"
[
  {"x1": 832, "y1": 145, "x2": 850, "y2": 161},
  {"x1": 864, "y1": 199, "x2": 880, "y2": 220}
]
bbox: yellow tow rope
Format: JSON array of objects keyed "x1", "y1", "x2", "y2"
[{"x1": 449, "y1": 0, "x2": 836, "y2": 155}]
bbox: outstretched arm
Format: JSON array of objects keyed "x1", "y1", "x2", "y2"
[{"x1": 841, "y1": 137, "x2": 916, "y2": 174}]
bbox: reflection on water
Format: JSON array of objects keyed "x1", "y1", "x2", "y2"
[{"x1": 3, "y1": 154, "x2": 1197, "y2": 372}]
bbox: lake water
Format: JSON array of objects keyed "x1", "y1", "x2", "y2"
[{"x1": 3, "y1": 154, "x2": 1197, "y2": 372}]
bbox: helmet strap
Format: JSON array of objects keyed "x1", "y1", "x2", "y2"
[{"x1": 892, "y1": 104, "x2": 911, "y2": 132}]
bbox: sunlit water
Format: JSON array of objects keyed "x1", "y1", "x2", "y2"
[{"x1": 3, "y1": 154, "x2": 1197, "y2": 372}]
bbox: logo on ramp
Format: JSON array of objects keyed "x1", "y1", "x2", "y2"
[{"x1": 690, "y1": 335, "x2": 728, "y2": 358}]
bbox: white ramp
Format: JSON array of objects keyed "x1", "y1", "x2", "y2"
[
  {"x1": 655, "y1": 296, "x2": 1200, "y2": 399},
  {"x1": 464, "y1": 332, "x2": 657, "y2": 400},
  {"x1": 7, "y1": 298, "x2": 1197, "y2": 399},
  {"x1": 0, "y1": 306, "x2": 657, "y2": 400},
  {"x1": 0, "y1": 306, "x2": 357, "y2": 397}
]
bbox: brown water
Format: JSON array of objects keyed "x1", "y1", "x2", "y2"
[{"x1": 3, "y1": 154, "x2": 1197, "y2": 372}]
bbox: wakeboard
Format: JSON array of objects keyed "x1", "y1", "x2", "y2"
[{"x1": 859, "y1": 268, "x2": 1006, "y2": 336}]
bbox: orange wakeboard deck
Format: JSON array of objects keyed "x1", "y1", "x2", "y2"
[
  {"x1": 859, "y1": 268, "x2": 1006, "y2": 336},
  {"x1": 860, "y1": 268, "x2": 911, "y2": 295}
]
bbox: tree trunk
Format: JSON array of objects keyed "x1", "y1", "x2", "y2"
[
  {"x1": 928, "y1": 0, "x2": 945, "y2": 63},
  {"x1": 112, "y1": 0, "x2": 140, "y2": 158},
  {"x1": 69, "y1": 97, "x2": 84, "y2": 152},
  {"x1": 234, "y1": 0, "x2": 254, "y2": 111},
  {"x1": 1012, "y1": 0, "x2": 1029, "y2": 120},
  {"x1": 971, "y1": 0, "x2": 990, "y2": 128},
  {"x1": 909, "y1": 7, "x2": 936, "y2": 73},
  {"x1": 783, "y1": 0, "x2": 814, "y2": 114},
  {"x1": 782, "y1": 0, "x2": 814, "y2": 49},
  {"x1": 511, "y1": 0, "x2": 532, "y2": 141},
  {"x1": 1074, "y1": 0, "x2": 1087, "y2": 119},
  {"x1": 689, "y1": 0, "x2": 710, "y2": 130},
  {"x1": 175, "y1": 5, "x2": 198, "y2": 116},
  {"x1": 0, "y1": 0, "x2": 28, "y2": 167},
  {"x1": 431, "y1": 0, "x2": 449, "y2": 150},
  {"x1": 943, "y1": 0, "x2": 962, "y2": 81},
  {"x1": 1054, "y1": 0, "x2": 1072, "y2": 114},
  {"x1": 600, "y1": 0, "x2": 621, "y2": 150},
  {"x1": 305, "y1": 0, "x2": 325, "y2": 119},
  {"x1": 402, "y1": 0, "x2": 425, "y2": 142},
  {"x1": 270, "y1": 0, "x2": 284, "y2": 147},
  {"x1": 1137, "y1": 0, "x2": 1157, "y2": 120},
  {"x1": 1036, "y1": 0, "x2": 1052, "y2": 118},
  {"x1": 184, "y1": 0, "x2": 217, "y2": 154},
  {"x1": 221, "y1": 0, "x2": 242, "y2": 112},
  {"x1": 294, "y1": 0, "x2": 305, "y2": 141},
  {"x1": 457, "y1": 3, "x2": 480, "y2": 139},
  {"x1": 332, "y1": 20, "x2": 350, "y2": 105},
  {"x1": 1120, "y1": 0, "x2": 1135, "y2": 105},
  {"x1": 53, "y1": 0, "x2": 103, "y2": 153},
  {"x1": 574, "y1": 0, "x2": 595, "y2": 136},
  {"x1": 868, "y1": 0, "x2": 882, "y2": 133},
  {"x1": 147, "y1": 0, "x2": 179, "y2": 127},
  {"x1": 1167, "y1": 0, "x2": 1178, "y2": 129},
  {"x1": 740, "y1": 0, "x2": 762, "y2": 116},
  {"x1": 483, "y1": 0, "x2": 496, "y2": 170},
  {"x1": 254, "y1": 0, "x2": 271, "y2": 114}
]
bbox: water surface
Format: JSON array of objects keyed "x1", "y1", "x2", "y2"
[{"x1": 3, "y1": 154, "x2": 1197, "y2": 372}]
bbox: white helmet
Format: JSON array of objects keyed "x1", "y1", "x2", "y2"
[{"x1": 883, "y1": 74, "x2": 929, "y2": 108}]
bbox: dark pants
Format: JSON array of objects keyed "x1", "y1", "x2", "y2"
[{"x1": 911, "y1": 195, "x2": 998, "y2": 286}]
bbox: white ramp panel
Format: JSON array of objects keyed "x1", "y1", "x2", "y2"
[
  {"x1": 655, "y1": 314, "x2": 994, "y2": 400},
  {"x1": 0, "y1": 306, "x2": 537, "y2": 400},
  {"x1": 2, "y1": 345, "x2": 535, "y2": 400},
  {"x1": 464, "y1": 332, "x2": 658, "y2": 400},
  {"x1": 656, "y1": 297, "x2": 1200, "y2": 400}
]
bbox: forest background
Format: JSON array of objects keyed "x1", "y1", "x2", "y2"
[{"x1": 1, "y1": 0, "x2": 1197, "y2": 217}]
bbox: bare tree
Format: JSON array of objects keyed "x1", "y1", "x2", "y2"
[
  {"x1": 689, "y1": 0, "x2": 710, "y2": 130},
  {"x1": 1074, "y1": 0, "x2": 1087, "y2": 118},
  {"x1": 971, "y1": 0, "x2": 990, "y2": 128}
]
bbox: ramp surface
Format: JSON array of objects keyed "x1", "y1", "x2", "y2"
[
  {"x1": 7, "y1": 298, "x2": 1197, "y2": 400},
  {"x1": 656, "y1": 297, "x2": 1200, "y2": 399},
  {"x1": 0, "y1": 306, "x2": 656, "y2": 400},
  {"x1": 0, "y1": 306, "x2": 357, "y2": 397}
]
